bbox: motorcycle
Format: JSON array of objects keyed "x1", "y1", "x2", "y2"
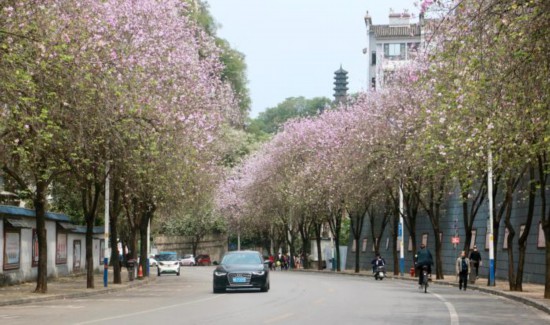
[{"x1": 374, "y1": 265, "x2": 386, "y2": 280}]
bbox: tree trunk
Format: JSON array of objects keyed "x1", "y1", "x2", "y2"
[
  {"x1": 139, "y1": 218, "x2": 149, "y2": 278},
  {"x1": 110, "y1": 187, "x2": 122, "y2": 284},
  {"x1": 537, "y1": 153, "x2": 550, "y2": 298},
  {"x1": 514, "y1": 165, "x2": 536, "y2": 291},
  {"x1": 314, "y1": 222, "x2": 323, "y2": 270},
  {"x1": 86, "y1": 218, "x2": 95, "y2": 288},
  {"x1": 327, "y1": 210, "x2": 343, "y2": 271},
  {"x1": 34, "y1": 180, "x2": 48, "y2": 293}
]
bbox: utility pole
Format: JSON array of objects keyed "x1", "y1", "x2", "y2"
[
  {"x1": 399, "y1": 184, "x2": 405, "y2": 276},
  {"x1": 103, "y1": 162, "x2": 110, "y2": 287},
  {"x1": 488, "y1": 149, "x2": 495, "y2": 286}
]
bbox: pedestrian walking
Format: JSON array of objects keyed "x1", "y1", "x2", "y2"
[
  {"x1": 469, "y1": 245, "x2": 482, "y2": 279},
  {"x1": 456, "y1": 251, "x2": 470, "y2": 291}
]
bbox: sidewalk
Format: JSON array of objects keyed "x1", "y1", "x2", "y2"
[
  {"x1": 0, "y1": 267, "x2": 155, "y2": 306},
  {"x1": 294, "y1": 268, "x2": 550, "y2": 315}
]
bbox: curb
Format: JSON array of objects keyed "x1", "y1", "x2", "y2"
[
  {"x1": 0, "y1": 276, "x2": 156, "y2": 307},
  {"x1": 292, "y1": 269, "x2": 550, "y2": 315}
]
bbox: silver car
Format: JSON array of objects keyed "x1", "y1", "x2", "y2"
[{"x1": 180, "y1": 254, "x2": 196, "y2": 266}]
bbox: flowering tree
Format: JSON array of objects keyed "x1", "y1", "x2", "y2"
[{"x1": 1, "y1": 0, "x2": 237, "y2": 290}]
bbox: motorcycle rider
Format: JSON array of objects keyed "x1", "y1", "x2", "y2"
[
  {"x1": 371, "y1": 253, "x2": 386, "y2": 274},
  {"x1": 415, "y1": 243, "x2": 434, "y2": 289}
]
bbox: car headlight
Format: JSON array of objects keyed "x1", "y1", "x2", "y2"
[
  {"x1": 214, "y1": 271, "x2": 227, "y2": 277},
  {"x1": 252, "y1": 271, "x2": 265, "y2": 276}
]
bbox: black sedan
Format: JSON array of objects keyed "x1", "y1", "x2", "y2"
[{"x1": 213, "y1": 251, "x2": 270, "y2": 293}]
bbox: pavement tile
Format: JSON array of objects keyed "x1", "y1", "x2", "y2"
[{"x1": 0, "y1": 267, "x2": 155, "y2": 306}]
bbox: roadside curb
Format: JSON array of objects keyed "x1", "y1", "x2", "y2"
[
  {"x1": 292, "y1": 269, "x2": 550, "y2": 315},
  {"x1": 0, "y1": 276, "x2": 156, "y2": 307}
]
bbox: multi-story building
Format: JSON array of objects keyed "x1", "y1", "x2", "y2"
[{"x1": 364, "y1": 9, "x2": 426, "y2": 90}]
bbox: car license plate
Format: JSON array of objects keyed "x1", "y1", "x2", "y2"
[{"x1": 233, "y1": 277, "x2": 246, "y2": 283}]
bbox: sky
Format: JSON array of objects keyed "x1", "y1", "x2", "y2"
[{"x1": 205, "y1": 0, "x2": 419, "y2": 118}]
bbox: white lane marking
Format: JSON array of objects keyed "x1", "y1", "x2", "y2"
[
  {"x1": 264, "y1": 312, "x2": 294, "y2": 324},
  {"x1": 432, "y1": 292, "x2": 459, "y2": 325},
  {"x1": 75, "y1": 295, "x2": 224, "y2": 325}
]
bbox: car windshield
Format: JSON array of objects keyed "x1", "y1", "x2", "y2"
[
  {"x1": 222, "y1": 253, "x2": 261, "y2": 265},
  {"x1": 157, "y1": 254, "x2": 178, "y2": 261},
  {"x1": 183, "y1": 254, "x2": 193, "y2": 259}
]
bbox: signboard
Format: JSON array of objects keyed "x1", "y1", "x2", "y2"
[
  {"x1": 5, "y1": 231, "x2": 21, "y2": 269},
  {"x1": 451, "y1": 236, "x2": 460, "y2": 244},
  {"x1": 56, "y1": 232, "x2": 67, "y2": 264}
]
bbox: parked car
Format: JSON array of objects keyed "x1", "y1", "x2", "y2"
[
  {"x1": 180, "y1": 254, "x2": 195, "y2": 266},
  {"x1": 149, "y1": 256, "x2": 158, "y2": 267},
  {"x1": 213, "y1": 250, "x2": 270, "y2": 293},
  {"x1": 196, "y1": 254, "x2": 212, "y2": 266},
  {"x1": 156, "y1": 252, "x2": 180, "y2": 276}
]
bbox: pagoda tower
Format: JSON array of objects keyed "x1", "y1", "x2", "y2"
[{"x1": 333, "y1": 65, "x2": 349, "y2": 104}]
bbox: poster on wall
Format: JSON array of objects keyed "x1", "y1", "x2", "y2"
[
  {"x1": 5, "y1": 231, "x2": 20, "y2": 269},
  {"x1": 32, "y1": 229, "x2": 40, "y2": 267},
  {"x1": 73, "y1": 240, "x2": 81, "y2": 272},
  {"x1": 56, "y1": 232, "x2": 67, "y2": 264},
  {"x1": 99, "y1": 240, "x2": 105, "y2": 264}
]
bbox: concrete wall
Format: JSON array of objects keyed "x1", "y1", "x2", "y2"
[
  {"x1": 346, "y1": 179, "x2": 548, "y2": 284},
  {"x1": 1, "y1": 216, "x2": 102, "y2": 285},
  {"x1": 154, "y1": 233, "x2": 227, "y2": 263}
]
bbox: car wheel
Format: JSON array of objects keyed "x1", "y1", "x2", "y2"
[
  {"x1": 213, "y1": 287, "x2": 225, "y2": 294},
  {"x1": 177, "y1": 270, "x2": 180, "y2": 276},
  {"x1": 261, "y1": 282, "x2": 269, "y2": 292},
  {"x1": 157, "y1": 270, "x2": 161, "y2": 276}
]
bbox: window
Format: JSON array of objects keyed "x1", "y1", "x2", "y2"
[
  {"x1": 538, "y1": 222, "x2": 546, "y2": 248},
  {"x1": 384, "y1": 43, "x2": 406, "y2": 60},
  {"x1": 422, "y1": 233, "x2": 428, "y2": 247},
  {"x1": 407, "y1": 42, "x2": 421, "y2": 58},
  {"x1": 371, "y1": 77, "x2": 376, "y2": 89},
  {"x1": 408, "y1": 236, "x2": 413, "y2": 252},
  {"x1": 362, "y1": 238, "x2": 367, "y2": 252},
  {"x1": 470, "y1": 229, "x2": 477, "y2": 249},
  {"x1": 371, "y1": 51, "x2": 376, "y2": 65},
  {"x1": 352, "y1": 239, "x2": 356, "y2": 252},
  {"x1": 503, "y1": 228, "x2": 509, "y2": 250}
]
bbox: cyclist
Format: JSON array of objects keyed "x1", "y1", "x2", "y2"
[{"x1": 415, "y1": 243, "x2": 434, "y2": 289}]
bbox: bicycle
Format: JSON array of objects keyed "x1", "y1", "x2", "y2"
[{"x1": 421, "y1": 265, "x2": 429, "y2": 293}]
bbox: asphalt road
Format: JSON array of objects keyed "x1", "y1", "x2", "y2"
[{"x1": 0, "y1": 267, "x2": 549, "y2": 325}]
